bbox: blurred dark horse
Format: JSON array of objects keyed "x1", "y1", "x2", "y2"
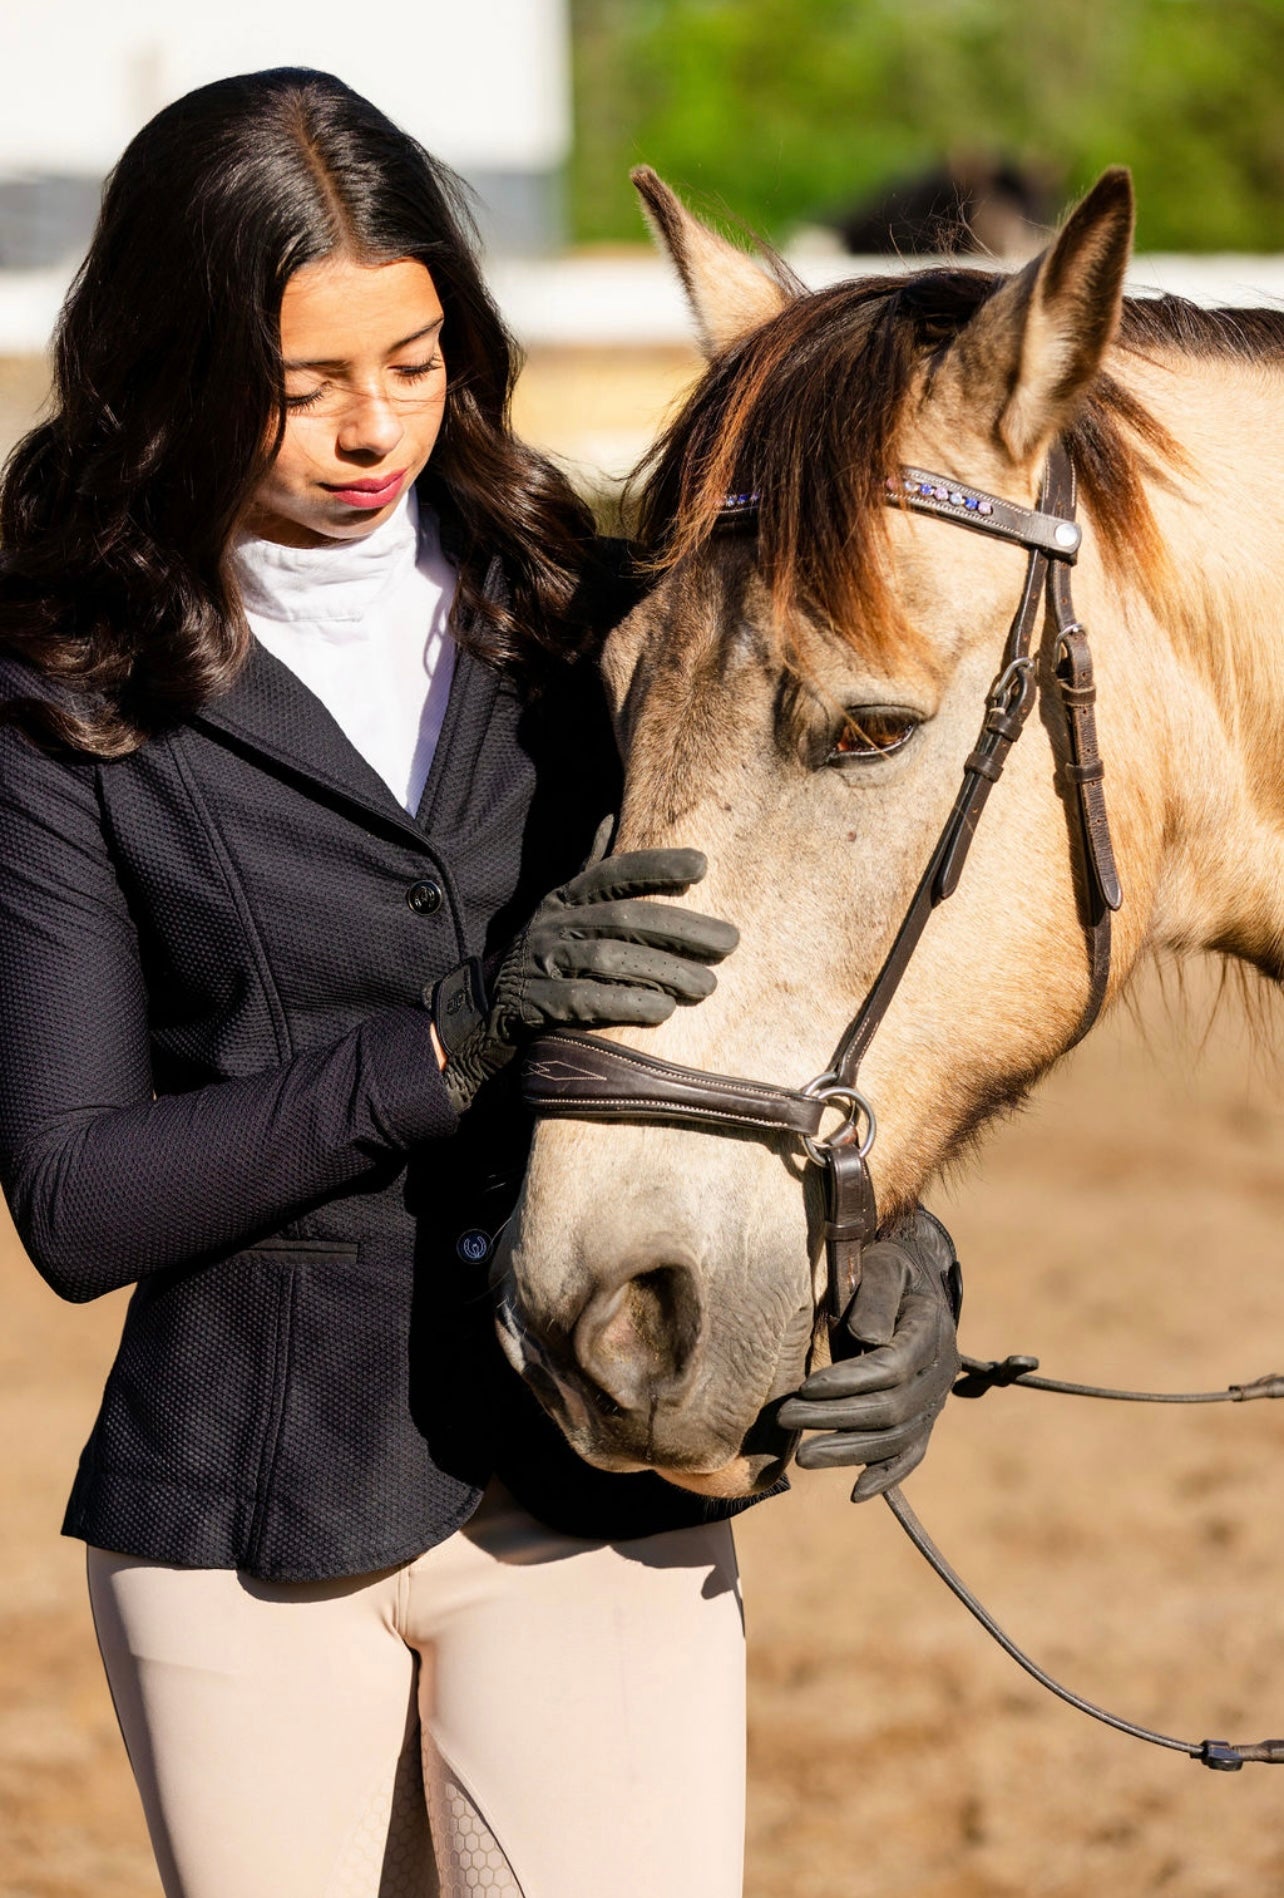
[{"x1": 830, "y1": 155, "x2": 1062, "y2": 258}]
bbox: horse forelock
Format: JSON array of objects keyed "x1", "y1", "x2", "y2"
[{"x1": 629, "y1": 267, "x2": 1263, "y2": 673}]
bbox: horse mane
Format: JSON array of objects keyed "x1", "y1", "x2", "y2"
[{"x1": 633, "y1": 271, "x2": 1284, "y2": 667}]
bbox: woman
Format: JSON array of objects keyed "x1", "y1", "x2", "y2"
[{"x1": 0, "y1": 68, "x2": 957, "y2": 1898}]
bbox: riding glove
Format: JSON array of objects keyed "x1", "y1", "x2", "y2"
[
  {"x1": 778, "y1": 1207, "x2": 962, "y2": 1501},
  {"x1": 431, "y1": 848, "x2": 739, "y2": 1113}
]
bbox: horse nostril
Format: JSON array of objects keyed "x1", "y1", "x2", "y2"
[{"x1": 573, "y1": 1264, "x2": 704, "y2": 1416}]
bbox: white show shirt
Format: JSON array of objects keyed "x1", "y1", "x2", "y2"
[{"x1": 232, "y1": 488, "x2": 458, "y2": 816}]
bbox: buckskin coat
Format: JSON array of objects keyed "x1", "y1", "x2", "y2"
[{"x1": 0, "y1": 542, "x2": 754, "y2": 1582}]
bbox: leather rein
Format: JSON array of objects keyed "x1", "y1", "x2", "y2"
[{"x1": 522, "y1": 442, "x2": 1284, "y2": 1770}]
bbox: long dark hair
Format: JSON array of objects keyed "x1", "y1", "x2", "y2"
[{"x1": 0, "y1": 69, "x2": 596, "y2": 755}]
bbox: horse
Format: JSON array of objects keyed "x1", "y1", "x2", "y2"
[
  {"x1": 493, "y1": 163, "x2": 1284, "y2": 1501},
  {"x1": 828, "y1": 153, "x2": 1062, "y2": 259}
]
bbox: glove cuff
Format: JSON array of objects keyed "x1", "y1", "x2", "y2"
[
  {"x1": 890, "y1": 1206, "x2": 963, "y2": 1323},
  {"x1": 429, "y1": 958, "x2": 489, "y2": 1059}
]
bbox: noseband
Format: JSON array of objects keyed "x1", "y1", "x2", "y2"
[
  {"x1": 525, "y1": 441, "x2": 1120, "y2": 1326},
  {"x1": 521, "y1": 443, "x2": 1284, "y2": 1770}
]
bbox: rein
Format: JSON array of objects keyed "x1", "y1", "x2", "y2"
[
  {"x1": 892, "y1": 1356, "x2": 1284, "y2": 1768},
  {"x1": 521, "y1": 443, "x2": 1284, "y2": 1769}
]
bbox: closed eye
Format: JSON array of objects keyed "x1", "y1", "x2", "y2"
[
  {"x1": 828, "y1": 708, "x2": 920, "y2": 763},
  {"x1": 285, "y1": 382, "x2": 329, "y2": 412},
  {"x1": 283, "y1": 356, "x2": 444, "y2": 412},
  {"x1": 393, "y1": 355, "x2": 443, "y2": 382}
]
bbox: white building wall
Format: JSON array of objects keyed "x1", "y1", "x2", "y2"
[
  {"x1": 0, "y1": 0, "x2": 569, "y2": 173},
  {"x1": 0, "y1": 0, "x2": 570, "y2": 256}
]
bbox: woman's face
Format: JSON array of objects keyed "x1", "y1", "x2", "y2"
[{"x1": 246, "y1": 254, "x2": 448, "y2": 547}]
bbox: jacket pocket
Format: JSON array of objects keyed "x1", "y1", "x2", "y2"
[
  {"x1": 247, "y1": 1258, "x2": 432, "y2": 1577},
  {"x1": 93, "y1": 1248, "x2": 330, "y2": 1498},
  {"x1": 245, "y1": 1238, "x2": 360, "y2": 1263}
]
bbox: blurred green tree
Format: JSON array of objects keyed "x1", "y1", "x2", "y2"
[{"x1": 570, "y1": 0, "x2": 1284, "y2": 251}]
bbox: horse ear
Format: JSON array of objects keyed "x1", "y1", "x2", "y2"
[
  {"x1": 631, "y1": 166, "x2": 794, "y2": 358},
  {"x1": 941, "y1": 168, "x2": 1135, "y2": 467}
]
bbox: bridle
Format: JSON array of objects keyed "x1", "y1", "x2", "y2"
[
  {"x1": 526, "y1": 443, "x2": 1115, "y2": 1324},
  {"x1": 522, "y1": 443, "x2": 1284, "y2": 1770}
]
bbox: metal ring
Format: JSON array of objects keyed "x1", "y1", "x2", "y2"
[
  {"x1": 799, "y1": 1078, "x2": 877, "y2": 1163},
  {"x1": 988, "y1": 654, "x2": 1034, "y2": 712},
  {"x1": 1054, "y1": 623, "x2": 1088, "y2": 666}
]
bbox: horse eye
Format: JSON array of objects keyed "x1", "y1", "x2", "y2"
[{"x1": 828, "y1": 708, "x2": 920, "y2": 762}]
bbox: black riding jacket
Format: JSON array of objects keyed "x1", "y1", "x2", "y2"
[{"x1": 0, "y1": 551, "x2": 754, "y2": 1581}]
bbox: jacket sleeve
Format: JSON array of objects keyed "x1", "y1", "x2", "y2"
[{"x1": 0, "y1": 722, "x2": 457, "y2": 1302}]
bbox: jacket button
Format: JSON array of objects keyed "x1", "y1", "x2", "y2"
[{"x1": 406, "y1": 879, "x2": 444, "y2": 915}]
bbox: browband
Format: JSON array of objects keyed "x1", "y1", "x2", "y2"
[
  {"x1": 716, "y1": 464, "x2": 1083, "y2": 563},
  {"x1": 892, "y1": 468, "x2": 1083, "y2": 560}
]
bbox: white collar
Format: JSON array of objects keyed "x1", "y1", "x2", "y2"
[{"x1": 232, "y1": 486, "x2": 424, "y2": 626}]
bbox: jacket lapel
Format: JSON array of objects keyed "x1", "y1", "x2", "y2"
[
  {"x1": 415, "y1": 643, "x2": 506, "y2": 834},
  {"x1": 415, "y1": 548, "x2": 511, "y2": 835},
  {"x1": 192, "y1": 638, "x2": 436, "y2": 850},
  {"x1": 193, "y1": 515, "x2": 518, "y2": 849}
]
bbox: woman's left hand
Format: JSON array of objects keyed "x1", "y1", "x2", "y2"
[
  {"x1": 777, "y1": 1209, "x2": 962, "y2": 1501},
  {"x1": 430, "y1": 846, "x2": 738, "y2": 1113}
]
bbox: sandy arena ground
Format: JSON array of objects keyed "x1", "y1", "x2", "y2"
[{"x1": 2, "y1": 349, "x2": 1283, "y2": 1897}]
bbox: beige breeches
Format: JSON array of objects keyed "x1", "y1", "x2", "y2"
[{"x1": 87, "y1": 1482, "x2": 745, "y2": 1898}]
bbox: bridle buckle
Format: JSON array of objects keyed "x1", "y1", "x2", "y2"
[{"x1": 988, "y1": 653, "x2": 1035, "y2": 715}]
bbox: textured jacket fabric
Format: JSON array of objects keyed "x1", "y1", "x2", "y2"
[{"x1": 0, "y1": 551, "x2": 761, "y2": 1581}]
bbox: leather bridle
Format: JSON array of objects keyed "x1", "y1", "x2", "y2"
[
  {"x1": 521, "y1": 443, "x2": 1284, "y2": 1769},
  {"x1": 525, "y1": 442, "x2": 1118, "y2": 1327}
]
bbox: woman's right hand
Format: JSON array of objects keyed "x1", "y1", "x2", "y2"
[{"x1": 430, "y1": 849, "x2": 738, "y2": 1112}]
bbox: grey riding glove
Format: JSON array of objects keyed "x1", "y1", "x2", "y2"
[
  {"x1": 777, "y1": 1208, "x2": 962, "y2": 1502},
  {"x1": 431, "y1": 849, "x2": 738, "y2": 1113}
]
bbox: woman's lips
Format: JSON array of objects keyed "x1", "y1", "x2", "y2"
[{"x1": 321, "y1": 468, "x2": 407, "y2": 510}]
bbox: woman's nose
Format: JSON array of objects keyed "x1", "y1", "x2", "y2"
[{"x1": 335, "y1": 391, "x2": 405, "y2": 461}]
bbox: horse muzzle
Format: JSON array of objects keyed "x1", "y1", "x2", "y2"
[{"x1": 490, "y1": 1226, "x2": 807, "y2": 1494}]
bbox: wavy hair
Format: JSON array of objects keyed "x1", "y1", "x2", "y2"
[{"x1": 0, "y1": 69, "x2": 597, "y2": 754}]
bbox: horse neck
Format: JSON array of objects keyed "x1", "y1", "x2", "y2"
[{"x1": 1107, "y1": 349, "x2": 1284, "y2": 979}]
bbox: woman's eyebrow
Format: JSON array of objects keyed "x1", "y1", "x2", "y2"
[{"x1": 283, "y1": 316, "x2": 444, "y2": 372}]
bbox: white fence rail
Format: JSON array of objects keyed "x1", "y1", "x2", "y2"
[{"x1": 4, "y1": 251, "x2": 1284, "y2": 358}]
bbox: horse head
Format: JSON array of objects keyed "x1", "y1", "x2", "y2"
[{"x1": 494, "y1": 164, "x2": 1258, "y2": 1495}]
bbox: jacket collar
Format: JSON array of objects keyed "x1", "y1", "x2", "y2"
[
  {"x1": 191, "y1": 636, "x2": 441, "y2": 844},
  {"x1": 194, "y1": 638, "x2": 508, "y2": 850},
  {"x1": 191, "y1": 500, "x2": 512, "y2": 844}
]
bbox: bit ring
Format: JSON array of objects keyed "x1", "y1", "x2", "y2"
[{"x1": 799, "y1": 1076, "x2": 877, "y2": 1164}]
